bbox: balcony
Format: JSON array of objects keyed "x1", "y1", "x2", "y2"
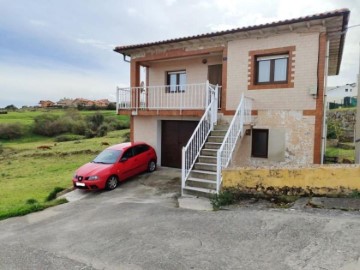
[{"x1": 116, "y1": 82, "x2": 220, "y2": 116}]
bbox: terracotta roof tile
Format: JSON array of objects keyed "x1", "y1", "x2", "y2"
[{"x1": 114, "y1": 9, "x2": 349, "y2": 52}]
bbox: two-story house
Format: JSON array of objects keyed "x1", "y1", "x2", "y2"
[{"x1": 114, "y1": 9, "x2": 350, "y2": 195}]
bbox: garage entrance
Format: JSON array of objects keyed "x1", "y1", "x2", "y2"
[{"x1": 161, "y1": 120, "x2": 198, "y2": 168}]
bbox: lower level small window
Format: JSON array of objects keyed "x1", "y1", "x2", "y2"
[{"x1": 251, "y1": 129, "x2": 269, "y2": 158}]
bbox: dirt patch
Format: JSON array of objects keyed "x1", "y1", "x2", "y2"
[{"x1": 139, "y1": 174, "x2": 181, "y2": 195}]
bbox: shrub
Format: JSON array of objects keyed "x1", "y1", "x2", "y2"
[
  {"x1": 0, "y1": 123, "x2": 25, "y2": 139},
  {"x1": 45, "y1": 187, "x2": 65, "y2": 202},
  {"x1": 33, "y1": 114, "x2": 60, "y2": 136},
  {"x1": 105, "y1": 116, "x2": 130, "y2": 131},
  {"x1": 84, "y1": 128, "x2": 96, "y2": 138},
  {"x1": 327, "y1": 118, "x2": 343, "y2": 140},
  {"x1": 86, "y1": 112, "x2": 104, "y2": 131},
  {"x1": 64, "y1": 109, "x2": 83, "y2": 121},
  {"x1": 33, "y1": 114, "x2": 77, "y2": 136},
  {"x1": 106, "y1": 103, "x2": 116, "y2": 110},
  {"x1": 54, "y1": 134, "x2": 85, "y2": 142},
  {"x1": 210, "y1": 191, "x2": 235, "y2": 210},
  {"x1": 97, "y1": 124, "x2": 108, "y2": 137},
  {"x1": 71, "y1": 120, "x2": 87, "y2": 135},
  {"x1": 123, "y1": 131, "x2": 130, "y2": 142},
  {"x1": 26, "y1": 198, "x2": 38, "y2": 205}
]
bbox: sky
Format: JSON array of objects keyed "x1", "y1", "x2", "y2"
[{"x1": 0, "y1": 0, "x2": 359, "y2": 108}]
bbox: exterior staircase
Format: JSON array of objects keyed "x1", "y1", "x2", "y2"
[{"x1": 183, "y1": 123, "x2": 229, "y2": 195}]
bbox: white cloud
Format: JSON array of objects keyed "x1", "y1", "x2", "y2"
[
  {"x1": 29, "y1": 19, "x2": 48, "y2": 27},
  {"x1": 0, "y1": 64, "x2": 122, "y2": 107},
  {"x1": 164, "y1": 0, "x2": 177, "y2": 6},
  {"x1": 207, "y1": 23, "x2": 237, "y2": 32},
  {"x1": 126, "y1": 7, "x2": 137, "y2": 16},
  {"x1": 75, "y1": 38, "x2": 115, "y2": 50}
]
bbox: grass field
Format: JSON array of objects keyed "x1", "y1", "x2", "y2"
[
  {"x1": 325, "y1": 146, "x2": 355, "y2": 162},
  {"x1": 0, "y1": 129, "x2": 129, "y2": 220},
  {"x1": 0, "y1": 109, "x2": 130, "y2": 220},
  {"x1": 0, "y1": 109, "x2": 119, "y2": 127}
]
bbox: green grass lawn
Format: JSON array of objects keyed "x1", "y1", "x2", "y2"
[
  {"x1": 0, "y1": 109, "x2": 118, "y2": 127},
  {"x1": 0, "y1": 129, "x2": 129, "y2": 220},
  {"x1": 325, "y1": 146, "x2": 355, "y2": 162}
]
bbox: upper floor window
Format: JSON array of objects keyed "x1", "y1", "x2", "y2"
[
  {"x1": 166, "y1": 70, "x2": 186, "y2": 93},
  {"x1": 256, "y1": 54, "x2": 288, "y2": 84},
  {"x1": 345, "y1": 88, "x2": 348, "y2": 92},
  {"x1": 248, "y1": 46, "x2": 295, "y2": 90}
]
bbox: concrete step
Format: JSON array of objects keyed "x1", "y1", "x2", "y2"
[
  {"x1": 201, "y1": 149, "x2": 218, "y2": 157},
  {"x1": 187, "y1": 177, "x2": 216, "y2": 184},
  {"x1": 183, "y1": 186, "x2": 217, "y2": 195},
  {"x1": 190, "y1": 169, "x2": 217, "y2": 181},
  {"x1": 198, "y1": 155, "x2": 217, "y2": 164},
  {"x1": 214, "y1": 124, "x2": 229, "y2": 130},
  {"x1": 207, "y1": 136, "x2": 224, "y2": 143},
  {"x1": 204, "y1": 142, "x2": 221, "y2": 149},
  {"x1": 194, "y1": 162, "x2": 217, "y2": 172},
  {"x1": 210, "y1": 130, "x2": 227, "y2": 136},
  {"x1": 186, "y1": 177, "x2": 217, "y2": 189}
]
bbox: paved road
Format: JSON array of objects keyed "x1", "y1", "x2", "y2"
[{"x1": 1, "y1": 168, "x2": 360, "y2": 270}]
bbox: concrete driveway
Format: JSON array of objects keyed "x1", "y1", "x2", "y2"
[{"x1": 1, "y1": 167, "x2": 360, "y2": 270}]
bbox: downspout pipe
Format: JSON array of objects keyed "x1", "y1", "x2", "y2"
[
  {"x1": 321, "y1": 40, "x2": 330, "y2": 164},
  {"x1": 122, "y1": 53, "x2": 131, "y2": 63}
]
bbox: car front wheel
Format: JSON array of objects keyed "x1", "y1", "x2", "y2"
[
  {"x1": 148, "y1": 160, "x2": 156, "y2": 172},
  {"x1": 105, "y1": 175, "x2": 118, "y2": 190}
]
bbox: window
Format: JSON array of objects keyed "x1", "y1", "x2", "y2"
[
  {"x1": 122, "y1": 148, "x2": 134, "y2": 159},
  {"x1": 256, "y1": 54, "x2": 288, "y2": 84},
  {"x1": 133, "y1": 144, "x2": 149, "y2": 156},
  {"x1": 248, "y1": 46, "x2": 295, "y2": 90},
  {"x1": 251, "y1": 129, "x2": 269, "y2": 158},
  {"x1": 166, "y1": 70, "x2": 186, "y2": 92},
  {"x1": 345, "y1": 88, "x2": 348, "y2": 92}
]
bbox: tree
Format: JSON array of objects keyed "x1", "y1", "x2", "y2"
[{"x1": 5, "y1": 104, "x2": 18, "y2": 110}]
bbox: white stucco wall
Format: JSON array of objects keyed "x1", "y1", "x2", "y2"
[{"x1": 133, "y1": 115, "x2": 201, "y2": 165}]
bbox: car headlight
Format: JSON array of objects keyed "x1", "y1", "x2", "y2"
[{"x1": 88, "y1": 175, "x2": 99, "y2": 180}]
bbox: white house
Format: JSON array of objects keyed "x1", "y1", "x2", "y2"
[{"x1": 327, "y1": 83, "x2": 357, "y2": 104}]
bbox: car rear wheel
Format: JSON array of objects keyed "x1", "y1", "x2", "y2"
[
  {"x1": 105, "y1": 175, "x2": 118, "y2": 190},
  {"x1": 148, "y1": 160, "x2": 156, "y2": 172}
]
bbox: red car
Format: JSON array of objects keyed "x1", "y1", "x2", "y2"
[{"x1": 72, "y1": 142, "x2": 157, "y2": 190}]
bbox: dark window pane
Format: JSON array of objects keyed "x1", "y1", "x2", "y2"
[{"x1": 251, "y1": 129, "x2": 268, "y2": 158}]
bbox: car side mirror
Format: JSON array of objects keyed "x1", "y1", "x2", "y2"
[{"x1": 120, "y1": 157, "x2": 128, "y2": 162}]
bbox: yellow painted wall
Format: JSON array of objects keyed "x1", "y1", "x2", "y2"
[{"x1": 223, "y1": 166, "x2": 360, "y2": 195}]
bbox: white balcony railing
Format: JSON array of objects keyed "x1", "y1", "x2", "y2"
[
  {"x1": 216, "y1": 93, "x2": 252, "y2": 192},
  {"x1": 116, "y1": 83, "x2": 214, "y2": 112}
]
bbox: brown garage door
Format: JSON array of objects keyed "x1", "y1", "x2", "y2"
[{"x1": 161, "y1": 120, "x2": 198, "y2": 168}]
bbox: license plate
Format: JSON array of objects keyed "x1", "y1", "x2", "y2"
[{"x1": 76, "y1": 182, "x2": 85, "y2": 187}]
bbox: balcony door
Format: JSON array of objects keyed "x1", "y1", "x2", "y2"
[{"x1": 208, "y1": 64, "x2": 222, "y2": 109}]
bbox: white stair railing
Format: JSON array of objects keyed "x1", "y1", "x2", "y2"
[
  {"x1": 216, "y1": 93, "x2": 252, "y2": 192},
  {"x1": 182, "y1": 82, "x2": 218, "y2": 194}
]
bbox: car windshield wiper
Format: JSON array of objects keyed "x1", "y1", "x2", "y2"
[{"x1": 93, "y1": 161, "x2": 112, "y2": 164}]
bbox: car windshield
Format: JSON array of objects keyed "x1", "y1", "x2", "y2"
[{"x1": 92, "y1": 149, "x2": 122, "y2": 164}]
